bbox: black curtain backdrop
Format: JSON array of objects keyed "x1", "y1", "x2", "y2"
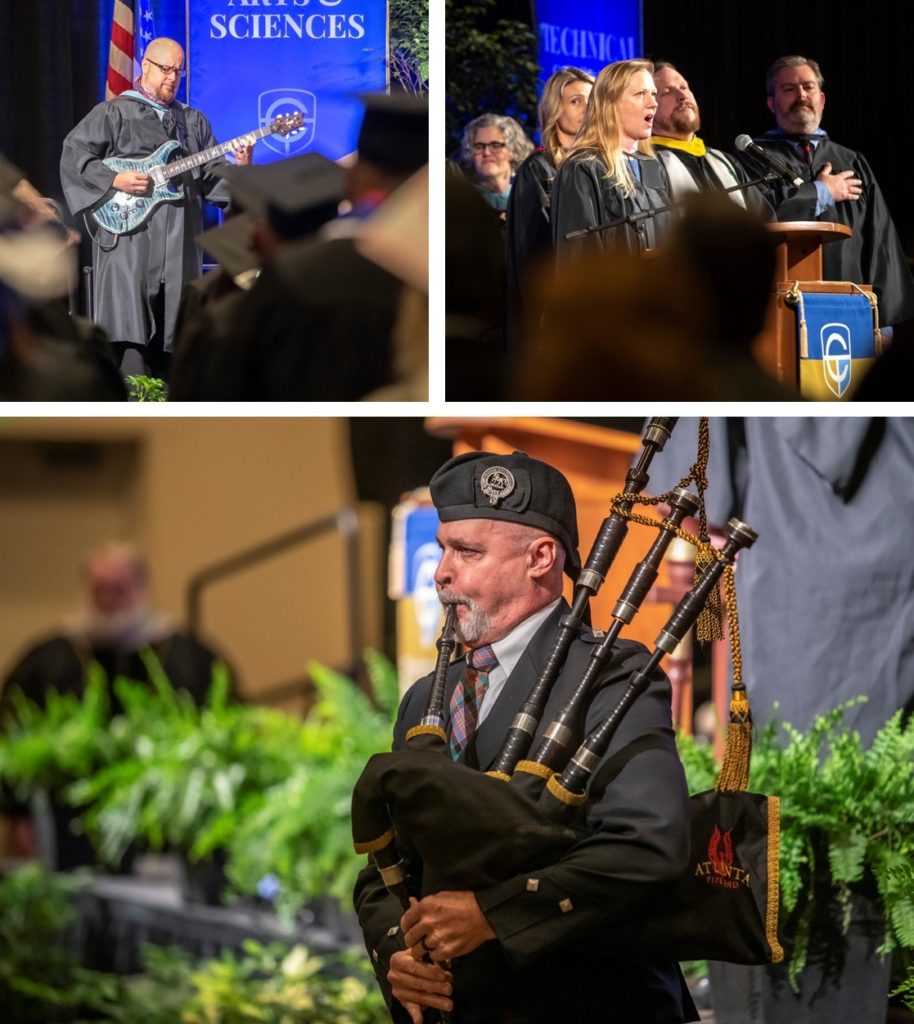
[
  {"x1": 0, "y1": 0, "x2": 105, "y2": 203},
  {"x1": 641, "y1": 0, "x2": 913, "y2": 256}
]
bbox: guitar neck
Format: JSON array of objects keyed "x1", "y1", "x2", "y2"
[{"x1": 161, "y1": 123, "x2": 274, "y2": 181}]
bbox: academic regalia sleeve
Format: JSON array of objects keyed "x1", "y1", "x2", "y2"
[
  {"x1": 184, "y1": 108, "x2": 232, "y2": 208},
  {"x1": 853, "y1": 153, "x2": 914, "y2": 325},
  {"x1": 59, "y1": 103, "x2": 120, "y2": 217},
  {"x1": 551, "y1": 154, "x2": 608, "y2": 264}
]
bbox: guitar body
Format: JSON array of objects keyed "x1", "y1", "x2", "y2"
[
  {"x1": 94, "y1": 140, "x2": 185, "y2": 235},
  {"x1": 88, "y1": 112, "x2": 302, "y2": 236}
]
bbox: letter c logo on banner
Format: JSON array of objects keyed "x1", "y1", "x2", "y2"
[{"x1": 821, "y1": 322, "x2": 852, "y2": 398}]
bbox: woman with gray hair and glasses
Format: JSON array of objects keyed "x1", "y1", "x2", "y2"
[{"x1": 460, "y1": 113, "x2": 533, "y2": 218}]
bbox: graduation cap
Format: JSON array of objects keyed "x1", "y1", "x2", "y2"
[
  {"x1": 217, "y1": 152, "x2": 344, "y2": 241},
  {"x1": 195, "y1": 212, "x2": 259, "y2": 287},
  {"x1": 356, "y1": 91, "x2": 428, "y2": 172}
]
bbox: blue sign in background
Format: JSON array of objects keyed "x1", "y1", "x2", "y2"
[
  {"x1": 534, "y1": 0, "x2": 642, "y2": 87},
  {"x1": 189, "y1": 1, "x2": 388, "y2": 163},
  {"x1": 97, "y1": 1, "x2": 388, "y2": 162}
]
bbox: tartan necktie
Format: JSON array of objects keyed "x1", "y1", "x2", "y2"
[
  {"x1": 449, "y1": 644, "x2": 498, "y2": 760},
  {"x1": 802, "y1": 141, "x2": 815, "y2": 173}
]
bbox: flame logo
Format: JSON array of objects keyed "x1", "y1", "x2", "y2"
[{"x1": 708, "y1": 825, "x2": 734, "y2": 876}]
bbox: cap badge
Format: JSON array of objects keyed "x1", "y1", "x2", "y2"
[{"x1": 480, "y1": 466, "x2": 516, "y2": 506}]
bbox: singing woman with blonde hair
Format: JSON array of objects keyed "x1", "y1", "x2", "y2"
[
  {"x1": 506, "y1": 67, "x2": 594, "y2": 348},
  {"x1": 551, "y1": 58, "x2": 672, "y2": 263}
]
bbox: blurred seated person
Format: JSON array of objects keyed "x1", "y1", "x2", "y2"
[
  {"x1": 168, "y1": 152, "x2": 344, "y2": 400},
  {"x1": 197, "y1": 91, "x2": 427, "y2": 402},
  {"x1": 1, "y1": 185, "x2": 126, "y2": 401},
  {"x1": 445, "y1": 173, "x2": 509, "y2": 400},
  {"x1": 2, "y1": 542, "x2": 232, "y2": 710},
  {"x1": 460, "y1": 113, "x2": 533, "y2": 220},
  {"x1": 358, "y1": 165, "x2": 429, "y2": 400},
  {"x1": 517, "y1": 192, "x2": 798, "y2": 400},
  {"x1": 551, "y1": 59, "x2": 672, "y2": 262},
  {"x1": 1, "y1": 542, "x2": 233, "y2": 865}
]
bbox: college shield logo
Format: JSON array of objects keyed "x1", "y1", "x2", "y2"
[
  {"x1": 821, "y1": 322, "x2": 852, "y2": 398},
  {"x1": 258, "y1": 88, "x2": 316, "y2": 155}
]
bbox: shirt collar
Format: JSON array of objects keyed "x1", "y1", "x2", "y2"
[
  {"x1": 489, "y1": 597, "x2": 562, "y2": 681},
  {"x1": 651, "y1": 134, "x2": 707, "y2": 157}
]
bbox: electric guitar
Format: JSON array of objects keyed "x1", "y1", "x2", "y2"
[{"x1": 91, "y1": 111, "x2": 303, "y2": 235}]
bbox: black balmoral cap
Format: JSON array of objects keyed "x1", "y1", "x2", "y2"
[
  {"x1": 429, "y1": 451, "x2": 581, "y2": 576},
  {"x1": 217, "y1": 152, "x2": 343, "y2": 240},
  {"x1": 357, "y1": 91, "x2": 428, "y2": 172}
]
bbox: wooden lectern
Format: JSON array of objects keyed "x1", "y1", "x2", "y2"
[{"x1": 754, "y1": 221, "x2": 875, "y2": 388}]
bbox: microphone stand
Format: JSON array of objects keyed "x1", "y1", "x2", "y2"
[{"x1": 563, "y1": 172, "x2": 783, "y2": 243}]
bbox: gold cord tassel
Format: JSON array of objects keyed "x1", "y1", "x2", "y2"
[
  {"x1": 716, "y1": 566, "x2": 752, "y2": 792},
  {"x1": 694, "y1": 547, "x2": 724, "y2": 644}
]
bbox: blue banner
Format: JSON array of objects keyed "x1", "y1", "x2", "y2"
[
  {"x1": 533, "y1": 0, "x2": 642, "y2": 86},
  {"x1": 188, "y1": 0, "x2": 389, "y2": 164},
  {"x1": 797, "y1": 291, "x2": 876, "y2": 400}
]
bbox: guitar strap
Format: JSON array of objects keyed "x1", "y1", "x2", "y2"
[{"x1": 165, "y1": 104, "x2": 189, "y2": 150}]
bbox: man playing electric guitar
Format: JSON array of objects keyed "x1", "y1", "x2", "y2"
[{"x1": 60, "y1": 37, "x2": 253, "y2": 378}]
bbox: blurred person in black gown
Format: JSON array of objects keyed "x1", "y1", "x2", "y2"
[
  {"x1": 445, "y1": 171, "x2": 509, "y2": 401},
  {"x1": 506, "y1": 68, "x2": 593, "y2": 352},
  {"x1": 168, "y1": 152, "x2": 344, "y2": 400},
  {"x1": 1, "y1": 542, "x2": 233, "y2": 868},
  {"x1": 199, "y1": 91, "x2": 427, "y2": 401},
  {"x1": 1, "y1": 182, "x2": 126, "y2": 401},
  {"x1": 517, "y1": 192, "x2": 797, "y2": 400}
]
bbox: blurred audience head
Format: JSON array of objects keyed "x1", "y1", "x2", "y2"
[
  {"x1": 350, "y1": 91, "x2": 428, "y2": 203},
  {"x1": 516, "y1": 192, "x2": 782, "y2": 400},
  {"x1": 81, "y1": 542, "x2": 152, "y2": 643}
]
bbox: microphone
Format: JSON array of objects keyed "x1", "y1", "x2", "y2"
[{"x1": 734, "y1": 134, "x2": 805, "y2": 189}]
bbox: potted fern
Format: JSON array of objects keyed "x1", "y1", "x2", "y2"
[
  {"x1": 217, "y1": 651, "x2": 398, "y2": 929},
  {"x1": 678, "y1": 698, "x2": 914, "y2": 1022}
]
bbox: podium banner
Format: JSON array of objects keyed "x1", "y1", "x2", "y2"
[
  {"x1": 795, "y1": 291, "x2": 876, "y2": 400},
  {"x1": 187, "y1": 0, "x2": 389, "y2": 164}
]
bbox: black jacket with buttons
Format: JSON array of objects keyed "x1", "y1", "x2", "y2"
[{"x1": 353, "y1": 600, "x2": 698, "y2": 1024}]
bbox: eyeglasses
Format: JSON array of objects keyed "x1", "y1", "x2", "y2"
[
  {"x1": 473, "y1": 141, "x2": 506, "y2": 153},
  {"x1": 144, "y1": 58, "x2": 186, "y2": 79}
]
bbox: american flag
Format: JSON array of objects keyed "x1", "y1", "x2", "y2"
[{"x1": 105, "y1": 0, "x2": 157, "y2": 100}]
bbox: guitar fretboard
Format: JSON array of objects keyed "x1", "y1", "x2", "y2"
[{"x1": 161, "y1": 123, "x2": 276, "y2": 181}]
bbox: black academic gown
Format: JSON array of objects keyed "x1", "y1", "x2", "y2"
[
  {"x1": 551, "y1": 149, "x2": 672, "y2": 264},
  {"x1": 505, "y1": 150, "x2": 555, "y2": 351},
  {"x1": 0, "y1": 629, "x2": 232, "y2": 869},
  {"x1": 736, "y1": 132, "x2": 914, "y2": 326},
  {"x1": 60, "y1": 96, "x2": 232, "y2": 351},
  {"x1": 354, "y1": 602, "x2": 698, "y2": 1024},
  {"x1": 202, "y1": 232, "x2": 401, "y2": 401}
]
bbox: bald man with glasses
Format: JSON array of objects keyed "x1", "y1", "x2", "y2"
[{"x1": 60, "y1": 37, "x2": 252, "y2": 380}]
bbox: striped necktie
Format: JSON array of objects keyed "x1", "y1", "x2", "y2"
[{"x1": 449, "y1": 644, "x2": 498, "y2": 760}]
